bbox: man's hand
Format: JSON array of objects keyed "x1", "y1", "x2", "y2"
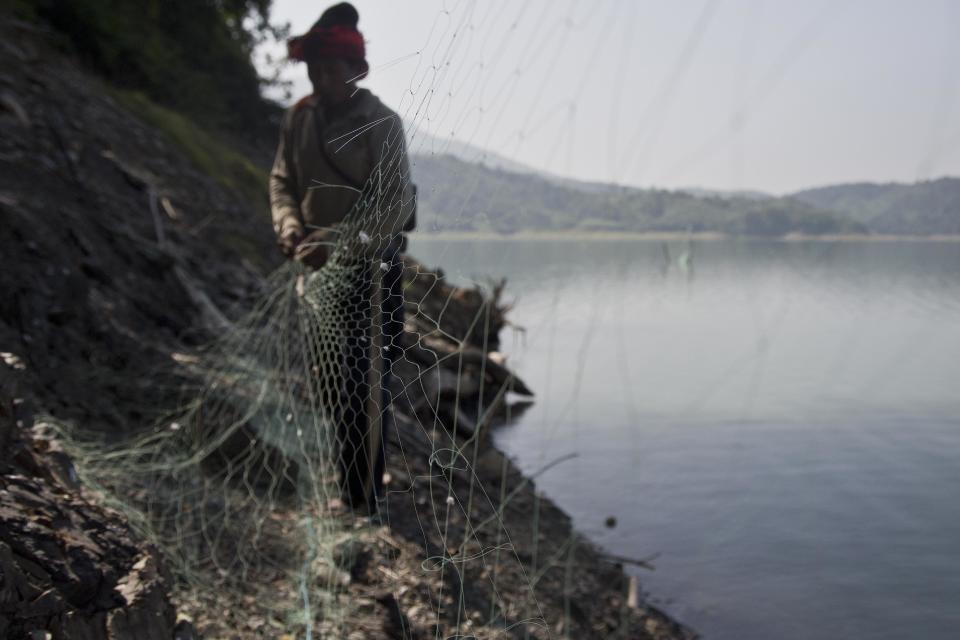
[
  {"x1": 278, "y1": 223, "x2": 305, "y2": 258},
  {"x1": 295, "y1": 229, "x2": 334, "y2": 270}
]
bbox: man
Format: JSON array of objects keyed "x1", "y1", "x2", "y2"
[{"x1": 270, "y1": 2, "x2": 415, "y2": 512}]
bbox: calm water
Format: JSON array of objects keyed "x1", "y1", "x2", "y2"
[{"x1": 409, "y1": 236, "x2": 960, "y2": 640}]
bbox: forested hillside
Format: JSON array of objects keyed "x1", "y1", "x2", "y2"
[
  {"x1": 412, "y1": 153, "x2": 867, "y2": 236},
  {"x1": 12, "y1": 0, "x2": 284, "y2": 149},
  {"x1": 411, "y1": 149, "x2": 959, "y2": 236},
  {"x1": 793, "y1": 177, "x2": 960, "y2": 235}
]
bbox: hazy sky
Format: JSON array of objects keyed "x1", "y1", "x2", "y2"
[{"x1": 258, "y1": 0, "x2": 960, "y2": 194}]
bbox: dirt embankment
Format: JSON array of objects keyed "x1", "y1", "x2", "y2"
[{"x1": 0, "y1": 17, "x2": 695, "y2": 640}]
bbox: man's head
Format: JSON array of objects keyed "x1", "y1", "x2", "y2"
[
  {"x1": 287, "y1": 2, "x2": 368, "y2": 107},
  {"x1": 306, "y1": 58, "x2": 363, "y2": 107}
]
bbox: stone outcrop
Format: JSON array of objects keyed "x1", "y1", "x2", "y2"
[{"x1": 1, "y1": 376, "x2": 175, "y2": 640}]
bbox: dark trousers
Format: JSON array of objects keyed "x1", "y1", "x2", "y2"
[{"x1": 337, "y1": 255, "x2": 404, "y2": 510}]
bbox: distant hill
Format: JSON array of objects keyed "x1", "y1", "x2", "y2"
[
  {"x1": 678, "y1": 187, "x2": 772, "y2": 201},
  {"x1": 406, "y1": 124, "x2": 536, "y2": 174},
  {"x1": 792, "y1": 178, "x2": 960, "y2": 235},
  {"x1": 411, "y1": 153, "x2": 866, "y2": 236}
]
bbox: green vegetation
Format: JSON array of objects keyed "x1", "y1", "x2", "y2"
[
  {"x1": 112, "y1": 89, "x2": 269, "y2": 208},
  {"x1": 15, "y1": 0, "x2": 280, "y2": 271},
  {"x1": 794, "y1": 178, "x2": 960, "y2": 235},
  {"x1": 27, "y1": 0, "x2": 284, "y2": 135},
  {"x1": 413, "y1": 154, "x2": 868, "y2": 236}
]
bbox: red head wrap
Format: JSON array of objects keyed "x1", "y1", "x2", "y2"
[{"x1": 287, "y1": 25, "x2": 366, "y2": 66}]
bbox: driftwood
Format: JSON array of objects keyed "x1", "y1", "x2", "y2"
[
  {"x1": 401, "y1": 256, "x2": 511, "y2": 351},
  {"x1": 393, "y1": 256, "x2": 532, "y2": 441},
  {"x1": 412, "y1": 332, "x2": 534, "y2": 397}
]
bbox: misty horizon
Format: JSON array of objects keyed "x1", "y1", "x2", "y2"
[{"x1": 258, "y1": 0, "x2": 960, "y2": 195}]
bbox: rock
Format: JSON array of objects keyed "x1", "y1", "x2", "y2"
[
  {"x1": 0, "y1": 385, "x2": 176, "y2": 640},
  {"x1": 173, "y1": 618, "x2": 198, "y2": 640},
  {"x1": 332, "y1": 536, "x2": 373, "y2": 583},
  {"x1": 0, "y1": 90, "x2": 31, "y2": 127},
  {"x1": 107, "y1": 555, "x2": 174, "y2": 640}
]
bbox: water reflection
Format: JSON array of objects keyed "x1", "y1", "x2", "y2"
[{"x1": 409, "y1": 237, "x2": 960, "y2": 640}]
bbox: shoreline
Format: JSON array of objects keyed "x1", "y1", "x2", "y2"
[
  {"x1": 0, "y1": 18, "x2": 694, "y2": 639},
  {"x1": 412, "y1": 230, "x2": 960, "y2": 242}
]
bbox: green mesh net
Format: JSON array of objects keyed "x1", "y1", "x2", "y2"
[
  {"x1": 45, "y1": 5, "x2": 660, "y2": 636},
  {"x1": 52, "y1": 162, "x2": 551, "y2": 637}
]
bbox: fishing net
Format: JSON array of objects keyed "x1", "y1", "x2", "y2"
[
  {"x1": 55, "y1": 216, "x2": 539, "y2": 640},
  {"x1": 48, "y1": 4, "x2": 696, "y2": 638},
  {"x1": 51, "y1": 110, "x2": 563, "y2": 638}
]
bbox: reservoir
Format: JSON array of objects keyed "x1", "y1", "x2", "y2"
[{"x1": 409, "y1": 236, "x2": 960, "y2": 640}]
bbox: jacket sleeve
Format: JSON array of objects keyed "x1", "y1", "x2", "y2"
[
  {"x1": 269, "y1": 110, "x2": 305, "y2": 236},
  {"x1": 354, "y1": 111, "x2": 415, "y2": 257}
]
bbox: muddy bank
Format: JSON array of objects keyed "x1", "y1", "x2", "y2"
[{"x1": 0, "y1": 16, "x2": 695, "y2": 639}]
